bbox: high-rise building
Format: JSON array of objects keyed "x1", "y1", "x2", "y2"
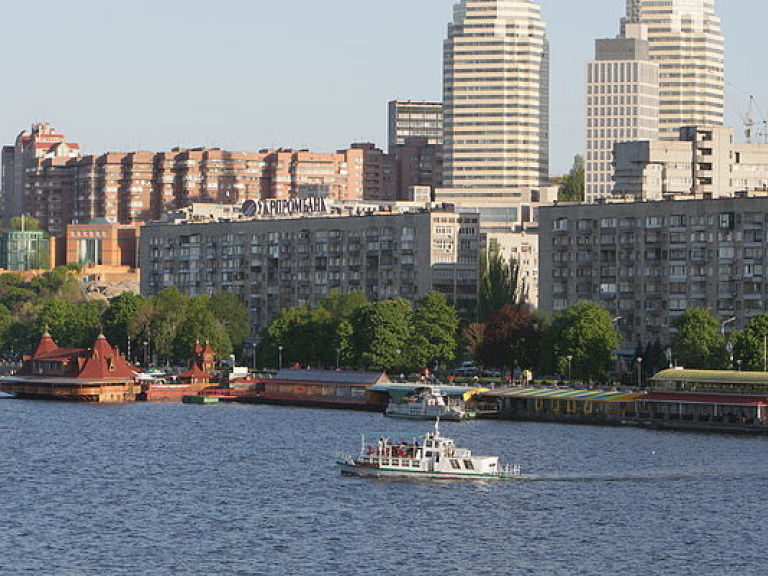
[
  {"x1": 387, "y1": 100, "x2": 443, "y2": 153},
  {"x1": 443, "y1": 0, "x2": 549, "y2": 190},
  {"x1": 1, "y1": 123, "x2": 80, "y2": 225},
  {"x1": 625, "y1": 0, "x2": 724, "y2": 139},
  {"x1": 585, "y1": 23, "x2": 659, "y2": 203}
]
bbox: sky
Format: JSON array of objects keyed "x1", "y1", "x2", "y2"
[{"x1": 1, "y1": 0, "x2": 766, "y2": 175}]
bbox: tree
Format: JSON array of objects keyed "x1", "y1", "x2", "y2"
[
  {"x1": 151, "y1": 287, "x2": 189, "y2": 362},
  {"x1": 542, "y1": 302, "x2": 621, "y2": 382},
  {"x1": 101, "y1": 292, "x2": 148, "y2": 358},
  {"x1": 478, "y1": 304, "x2": 540, "y2": 372},
  {"x1": 351, "y1": 299, "x2": 413, "y2": 371},
  {"x1": 36, "y1": 298, "x2": 104, "y2": 348},
  {"x1": 558, "y1": 155, "x2": 585, "y2": 202},
  {"x1": 9, "y1": 216, "x2": 41, "y2": 231},
  {"x1": 461, "y1": 322, "x2": 485, "y2": 365},
  {"x1": 410, "y1": 291, "x2": 459, "y2": 370},
  {"x1": 479, "y1": 240, "x2": 522, "y2": 322},
  {"x1": 671, "y1": 308, "x2": 727, "y2": 369},
  {"x1": 733, "y1": 314, "x2": 768, "y2": 371},
  {"x1": 173, "y1": 296, "x2": 232, "y2": 361},
  {"x1": 209, "y1": 292, "x2": 249, "y2": 353}
]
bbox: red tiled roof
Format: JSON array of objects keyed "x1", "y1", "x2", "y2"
[
  {"x1": 178, "y1": 363, "x2": 211, "y2": 380},
  {"x1": 19, "y1": 332, "x2": 135, "y2": 381}
]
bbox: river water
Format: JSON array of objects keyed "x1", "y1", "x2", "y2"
[{"x1": 1, "y1": 397, "x2": 766, "y2": 575}]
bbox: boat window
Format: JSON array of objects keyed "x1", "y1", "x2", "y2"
[
  {"x1": 464, "y1": 460, "x2": 474, "y2": 470},
  {"x1": 425, "y1": 451, "x2": 433, "y2": 458},
  {"x1": 426, "y1": 441, "x2": 433, "y2": 448},
  {"x1": 450, "y1": 459, "x2": 461, "y2": 470}
]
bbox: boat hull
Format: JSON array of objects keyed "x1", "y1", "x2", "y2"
[{"x1": 337, "y1": 461, "x2": 523, "y2": 481}]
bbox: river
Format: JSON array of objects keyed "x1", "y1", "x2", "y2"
[{"x1": 1, "y1": 398, "x2": 766, "y2": 575}]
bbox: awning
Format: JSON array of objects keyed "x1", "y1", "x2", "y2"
[
  {"x1": 639, "y1": 392, "x2": 768, "y2": 406},
  {"x1": 481, "y1": 386, "x2": 644, "y2": 403}
]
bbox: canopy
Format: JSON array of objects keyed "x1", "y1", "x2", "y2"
[{"x1": 481, "y1": 386, "x2": 643, "y2": 403}]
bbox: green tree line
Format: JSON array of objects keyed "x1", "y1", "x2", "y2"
[{"x1": 0, "y1": 267, "x2": 249, "y2": 366}]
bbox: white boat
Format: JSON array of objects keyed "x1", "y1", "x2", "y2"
[
  {"x1": 337, "y1": 420, "x2": 524, "y2": 480},
  {"x1": 384, "y1": 386, "x2": 474, "y2": 421}
]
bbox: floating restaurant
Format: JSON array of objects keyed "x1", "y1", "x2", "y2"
[
  {"x1": 248, "y1": 369, "x2": 391, "y2": 410},
  {"x1": 480, "y1": 386, "x2": 643, "y2": 424},
  {"x1": 0, "y1": 331, "x2": 138, "y2": 403},
  {"x1": 635, "y1": 369, "x2": 768, "y2": 432}
]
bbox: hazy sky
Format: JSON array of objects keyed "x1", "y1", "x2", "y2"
[{"x1": 1, "y1": 0, "x2": 765, "y2": 174}]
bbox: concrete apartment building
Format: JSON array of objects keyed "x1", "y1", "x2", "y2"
[
  {"x1": 625, "y1": 0, "x2": 724, "y2": 139},
  {"x1": 539, "y1": 195, "x2": 768, "y2": 349},
  {"x1": 443, "y1": 0, "x2": 549, "y2": 190},
  {"x1": 139, "y1": 203, "x2": 480, "y2": 335},
  {"x1": 585, "y1": 23, "x2": 659, "y2": 203},
  {"x1": 613, "y1": 126, "x2": 768, "y2": 201}
]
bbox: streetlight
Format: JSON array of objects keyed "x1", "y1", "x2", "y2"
[
  {"x1": 665, "y1": 347, "x2": 673, "y2": 369},
  {"x1": 737, "y1": 359, "x2": 743, "y2": 371},
  {"x1": 336, "y1": 347, "x2": 341, "y2": 370},
  {"x1": 636, "y1": 357, "x2": 643, "y2": 388},
  {"x1": 278, "y1": 345, "x2": 283, "y2": 369},
  {"x1": 721, "y1": 316, "x2": 736, "y2": 336},
  {"x1": 566, "y1": 355, "x2": 573, "y2": 384}
]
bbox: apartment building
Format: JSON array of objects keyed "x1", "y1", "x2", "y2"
[
  {"x1": 539, "y1": 195, "x2": 768, "y2": 348},
  {"x1": 613, "y1": 126, "x2": 768, "y2": 201},
  {"x1": 139, "y1": 204, "x2": 480, "y2": 334},
  {"x1": 12, "y1": 145, "x2": 373, "y2": 234},
  {"x1": 1, "y1": 123, "x2": 81, "y2": 225}
]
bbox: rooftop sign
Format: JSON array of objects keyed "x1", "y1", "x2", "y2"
[{"x1": 242, "y1": 197, "x2": 328, "y2": 217}]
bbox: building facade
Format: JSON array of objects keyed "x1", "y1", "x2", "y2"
[
  {"x1": 6, "y1": 140, "x2": 378, "y2": 233},
  {"x1": 1, "y1": 123, "x2": 81, "y2": 225},
  {"x1": 139, "y1": 204, "x2": 480, "y2": 335},
  {"x1": 613, "y1": 126, "x2": 768, "y2": 201},
  {"x1": 443, "y1": 0, "x2": 549, "y2": 190},
  {"x1": 585, "y1": 23, "x2": 659, "y2": 203},
  {"x1": 0, "y1": 230, "x2": 48, "y2": 271},
  {"x1": 625, "y1": 0, "x2": 724, "y2": 139},
  {"x1": 539, "y1": 196, "x2": 768, "y2": 348},
  {"x1": 387, "y1": 100, "x2": 443, "y2": 152}
]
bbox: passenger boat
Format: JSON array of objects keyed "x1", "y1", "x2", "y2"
[
  {"x1": 384, "y1": 386, "x2": 474, "y2": 421},
  {"x1": 337, "y1": 420, "x2": 523, "y2": 480}
]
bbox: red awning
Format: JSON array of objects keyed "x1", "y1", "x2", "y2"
[{"x1": 640, "y1": 392, "x2": 768, "y2": 406}]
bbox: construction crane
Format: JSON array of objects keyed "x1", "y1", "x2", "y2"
[{"x1": 743, "y1": 95, "x2": 768, "y2": 144}]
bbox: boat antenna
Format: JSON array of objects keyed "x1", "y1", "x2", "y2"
[{"x1": 434, "y1": 416, "x2": 440, "y2": 437}]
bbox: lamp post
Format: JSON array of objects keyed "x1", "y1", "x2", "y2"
[
  {"x1": 566, "y1": 355, "x2": 573, "y2": 384},
  {"x1": 278, "y1": 345, "x2": 283, "y2": 369},
  {"x1": 144, "y1": 340, "x2": 149, "y2": 368},
  {"x1": 665, "y1": 347, "x2": 673, "y2": 369},
  {"x1": 636, "y1": 357, "x2": 643, "y2": 388},
  {"x1": 336, "y1": 347, "x2": 341, "y2": 370},
  {"x1": 737, "y1": 359, "x2": 743, "y2": 371},
  {"x1": 721, "y1": 316, "x2": 736, "y2": 336}
]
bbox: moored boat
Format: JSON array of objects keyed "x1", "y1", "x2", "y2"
[
  {"x1": 337, "y1": 420, "x2": 524, "y2": 480},
  {"x1": 384, "y1": 386, "x2": 475, "y2": 421}
]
